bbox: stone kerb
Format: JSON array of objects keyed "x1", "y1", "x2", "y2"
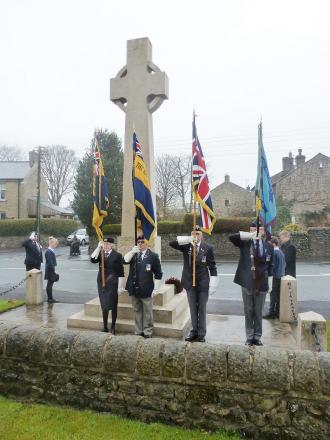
[{"x1": 0, "y1": 324, "x2": 330, "y2": 438}]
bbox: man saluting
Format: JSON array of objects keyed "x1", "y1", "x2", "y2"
[{"x1": 170, "y1": 226, "x2": 218, "y2": 343}]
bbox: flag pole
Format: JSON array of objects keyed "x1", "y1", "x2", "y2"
[
  {"x1": 192, "y1": 110, "x2": 197, "y2": 287},
  {"x1": 97, "y1": 130, "x2": 106, "y2": 289},
  {"x1": 132, "y1": 127, "x2": 139, "y2": 295}
]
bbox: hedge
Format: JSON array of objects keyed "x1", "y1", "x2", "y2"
[
  {"x1": 0, "y1": 219, "x2": 80, "y2": 237},
  {"x1": 96, "y1": 216, "x2": 252, "y2": 236}
]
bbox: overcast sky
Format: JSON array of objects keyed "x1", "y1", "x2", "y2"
[{"x1": 1, "y1": 0, "x2": 330, "y2": 194}]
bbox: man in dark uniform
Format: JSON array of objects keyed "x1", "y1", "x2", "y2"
[
  {"x1": 91, "y1": 237, "x2": 125, "y2": 334},
  {"x1": 229, "y1": 220, "x2": 273, "y2": 346},
  {"x1": 44, "y1": 236, "x2": 59, "y2": 303},
  {"x1": 124, "y1": 235, "x2": 162, "y2": 338},
  {"x1": 169, "y1": 226, "x2": 218, "y2": 343},
  {"x1": 22, "y1": 231, "x2": 43, "y2": 271},
  {"x1": 279, "y1": 230, "x2": 296, "y2": 278}
]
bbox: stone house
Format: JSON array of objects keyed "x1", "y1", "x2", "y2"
[
  {"x1": 272, "y1": 149, "x2": 330, "y2": 224},
  {"x1": 0, "y1": 151, "x2": 73, "y2": 220},
  {"x1": 211, "y1": 174, "x2": 254, "y2": 217}
]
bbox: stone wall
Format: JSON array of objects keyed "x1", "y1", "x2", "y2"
[{"x1": 0, "y1": 323, "x2": 330, "y2": 439}]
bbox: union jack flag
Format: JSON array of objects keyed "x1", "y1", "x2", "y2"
[{"x1": 192, "y1": 115, "x2": 216, "y2": 234}]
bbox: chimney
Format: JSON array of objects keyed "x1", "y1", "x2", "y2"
[
  {"x1": 224, "y1": 173, "x2": 230, "y2": 183},
  {"x1": 282, "y1": 151, "x2": 294, "y2": 173},
  {"x1": 295, "y1": 148, "x2": 306, "y2": 167},
  {"x1": 29, "y1": 150, "x2": 38, "y2": 167}
]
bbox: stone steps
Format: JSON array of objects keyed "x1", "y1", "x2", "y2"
[{"x1": 67, "y1": 283, "x2": 191, "y2": 339}]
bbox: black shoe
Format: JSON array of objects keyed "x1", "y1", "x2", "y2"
[
  {"x1": 196, "y1": 336, "x2": 206, "y2": 343},
  {"x1": 102, "y1": 328, "x2": 109, "y2": 333},
  {"x1": 263, "y1": 313, "x2": 275, "y2": 319},
  {"x1": 245, "y1": 339, "x2": 254, "y2": 346},
  {"x1": 143, "y1": 334, "x2": 152, "y2": 339},
  {"x1": 253, "y1": 339, "x2": 263, "y2": 346},
  {"x1": 185, "y1": 333, "x2": 198, "y2": 342},
  {"x1": 135, "y1": 332, "x2": 144, "y2": 337},
  {"x1": 47, "y1": 298, "x2": 59, "y2": 303},
  {"x1": 110, "y1": 325, "x2": 116, "y2": 335}
]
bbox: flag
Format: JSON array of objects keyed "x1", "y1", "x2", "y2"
[
  {"x1": 255, "y1": 122, "x2": 276, "y2": 232},
  {"x1": 92, "y1": 136, "x2": 109, "y2": 241},
  {"x1": 132, "y1": 132, "x2": 156, "y2": 242},
  {"x1": 192, "y1": 115, "x2": 216, "y2": 234}
]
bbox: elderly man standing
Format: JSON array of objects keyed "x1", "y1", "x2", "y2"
[
  {"x1": 22, "y1": 231, "x2": 43, "y2": 271},
  {"x1": 229, "y1": 220, "x2": 273, "y2": 346},
  {"x1": 124, "y1": 235, "x2": 162, "y2": 338},
  {"x1": 169, "y1": 226, "x2": 218, "y2": 343},
  {"x1": 279, "y1": 230, "x2": 297, "y2": 278}
]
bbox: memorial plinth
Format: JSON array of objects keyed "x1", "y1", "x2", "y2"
[{"x1": 67, "y1": 284, "x2": 191, "y2": 338}]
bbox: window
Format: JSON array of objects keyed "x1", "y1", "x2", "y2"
[
  {"x1": 0, "y1": 212, "x2": 6, "y2": 220},
  {"x1": 0, "y1": 184, "x2": 6, "y2": 201},
  {"x1": 225, "y1": 199, "x2": 230, "y2": 207}
]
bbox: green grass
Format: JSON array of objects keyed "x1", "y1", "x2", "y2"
[
  {"x1": 327, "y1": 321, "x2": 330, "y2": 351},
  {"x1": 0, "y1": 299, "x2": 25, "y2": 313},
  {"x1": 0, "y1": 396, "x2": 240, "y2": 440}
]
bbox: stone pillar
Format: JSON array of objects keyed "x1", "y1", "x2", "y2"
[
  {"x1": 297, "y1": 311, "x2": 327, "y2": 351},
  {"x1": 25, "y1": 269, "x2": 43, "y2": 305},
  {"x1": 279, "y1": 275, "x2": 297, "y2": 323}
]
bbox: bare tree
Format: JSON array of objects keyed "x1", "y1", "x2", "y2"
[
  {"x1": 0, "y1": 145, "x2": 23, "y2": 161},
  {"x1": 41, "y1": 145, "x2": 78, "y2": 206},
  {"x1": 172, "y1": 155, "x2": 192, "y2": 213},
  {"x1": 156, "y1": 154, "x2": 178, "y2": 217}
]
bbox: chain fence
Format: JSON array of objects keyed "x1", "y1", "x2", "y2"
[
  {"x1": 287, "y1": 280, "x2": 298, "y2": 323},
  {"x1": 311, "y1": 322, "x2": 322, "y2": 352},
  {"x1": 0, "y1": 274, "x2": 30, "y2": 298}
]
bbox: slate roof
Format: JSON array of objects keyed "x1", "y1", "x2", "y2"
[{"x1": 0, "y1": 161, "x2": 31, "y2": 180}]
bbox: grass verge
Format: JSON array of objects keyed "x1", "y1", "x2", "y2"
[
  {"x1": 0, "y1": 299, "x2": 25, "y2": 313},
  {"x1": 0, "y1": 396, "x2": 240, "y2": 440}
]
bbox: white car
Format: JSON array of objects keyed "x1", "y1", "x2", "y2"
[{"x1": 66, "y1": 229, "x2": 89, "y2": 246}]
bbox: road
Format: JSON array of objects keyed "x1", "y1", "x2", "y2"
[{"x1": 1, "y1": 247, "x2": 330, "y2": 317}]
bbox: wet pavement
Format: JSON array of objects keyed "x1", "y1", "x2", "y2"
[{"x1": 0, "y1": 302, "x2": 296, "y2": 348}]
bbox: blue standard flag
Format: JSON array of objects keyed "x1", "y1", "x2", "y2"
[
  {"x1": 92, "y1": 135, "x2": 109, "y2": 240},
  {"x1": 132, "y1": 132, "x2": 156, "y2": 242},
  {"x1": 255, "y1": 122, "x2": 276, "y2": 232}
]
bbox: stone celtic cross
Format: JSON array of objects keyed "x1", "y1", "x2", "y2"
[{"x1": 110, "y1": 37, "x2": 169, "y2": 239}]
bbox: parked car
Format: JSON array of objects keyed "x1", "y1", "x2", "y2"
[{"x1": 66, "y1": 229, "x2": 89, "y2": 246}]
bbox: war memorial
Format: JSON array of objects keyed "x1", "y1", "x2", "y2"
[{"x1": 0, "y1": 38, "x2": 330, "y2": 439}]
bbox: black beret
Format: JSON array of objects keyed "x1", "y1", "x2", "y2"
[
  {"x1": 103, "y1": 236, "x2": 115, "y2": 243},
  {"x1": 137, "y1": 235, "x2": 145, "y2": 241},
  {"x1": 250, "y1": 219, "x2": 258, "y2": 227}
]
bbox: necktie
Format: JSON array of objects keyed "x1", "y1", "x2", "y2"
[{"x1": 138, "y1": 252, "x2": 142, "y2": 262}]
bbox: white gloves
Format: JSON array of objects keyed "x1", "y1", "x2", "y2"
[
  {"x1": 118, "y1": 277, "x2": 126, "y2": 293},
  {"x1": 124, "y1": 245, "x2": 139, "y2": 263},
  {"x1": 29, "y1": 231, "x2": 36, "y2": 240},
  {"x1": 177, "y1": 236, "x2": 194, "y2": 246},
  {"x1": 91, "y1": 241, "x2": 103, "y2": 259},
  {"x1": 268, "y1": 276, "x2": 273, "y2": 289},
  {"x1": 209, "y1": 275, "x2": 219, "y2": 296},
  {"x1": 239, "y1": 231, "x2": 257, "y2": 241},
  {"x1": 152, "y1": 279, "x2": 162, "y2": 297}
]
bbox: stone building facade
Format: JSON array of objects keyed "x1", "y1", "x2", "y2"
[
  {"x1": 0, "y1": 151, "x2": 73, "y2": 220},
  {"x1": 273, "y1": 150, "x2": 330, "y2": 224},
  {"x1": 211, "y1": 174, "x2": 254, "y2": 217}
]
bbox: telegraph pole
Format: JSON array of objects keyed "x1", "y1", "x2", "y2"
[{"x1": 36, "y1": 146, "x2": 41, "y2": 238}]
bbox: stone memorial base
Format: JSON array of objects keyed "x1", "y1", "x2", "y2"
[
  {"x1": 297, "y1": 311, "x2": 327, "y2": 351},
  {"x1": 280, "y1": 275, "x2": 297, "y2": 323},
  {"x1": 25, "y1": 269, "x2": 43, "y2": 305},
  {"x1": 67, "y1": 283, "x2": 191, "y2": 338}
]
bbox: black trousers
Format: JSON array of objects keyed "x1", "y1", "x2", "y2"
[
  {"x1": 26, "y1": 264, "x2": 41, "y2": 271},
  {"x1": 269, "y1": 278, "x2": 281, "y2": 317},
  {"x1": 46, "y1": 280, "x2": 54, "y2": 300}
]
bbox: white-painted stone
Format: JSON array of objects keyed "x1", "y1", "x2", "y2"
[
  {"x1": 25, "y1": 269, "x2": 43, "y2": 305},
  {"x1": 280, "y1": 275, "x2": 298, "y2": 323},
  {"x1": 297, "y1": 311, "x2": 327, "y2": 351}
]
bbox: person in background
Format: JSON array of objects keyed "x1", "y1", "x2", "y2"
[
  {"x1": 264, "y1": 237, "x2": 286, "y2": 319},
  {"x1": 229, "y1": 220, "x2": 273, "y2": 346},
  {"x1": 279, "y1": 230, "x2": 297, "y2": 278},
  {"x1": 22, "y1": 231, "x2": 43, "y2": 271},
  {"x1": 44, "y1": 236, "x2": 59, "y2": 303},
  {"x1": 70, "y1": 234, "x2": 80, "y2": 256},
  {"x1": 124, "y1": 235, "x2": 162, "y2": 338},
  {"x1": 169, "y1": 225, "x2": 218, "y2": 343},
  {"x1": 90, "y1": 237, "x2": 125, "y2": 334}
]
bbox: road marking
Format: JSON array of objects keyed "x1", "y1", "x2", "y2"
[{"x1": 70, "y1": 269, "x2": 98, "y2": 272}]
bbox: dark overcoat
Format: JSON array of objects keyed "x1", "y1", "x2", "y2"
[
  {"x1": 91, "y1": 249, "x2": 124, "y2": 311},
  {"x1": 229, "y1": 233, "x2": 273, "y2": 292},
  {"x1": 280, "y1": 240, "x2": 296, "y2": 278},
  {"x1": 44, "y1": 248, "x2": 57, "y2": 281},
  {"x1": 22, "y1": 238, "x2": 43, "y2": 269},
  {"x1": 169, "y1": 240, "x2": 217, "y2": 291},
  {"x1": 125, "y1": 249, "x2": 162, "y2": 298}
]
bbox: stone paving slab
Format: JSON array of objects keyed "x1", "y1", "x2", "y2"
[{"x1": 0, "y1": 303, "x2": 297, "y2": 348}]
